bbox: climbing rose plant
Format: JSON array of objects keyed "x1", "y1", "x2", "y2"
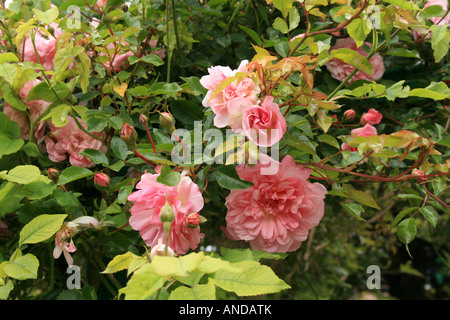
[{"x1": 0, "y1": 0, "x2": 448, "y2": 301}]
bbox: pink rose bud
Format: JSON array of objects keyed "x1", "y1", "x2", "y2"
[
  {"x1": 412, "y1": 169, "x2": 426, "y2": 182},
  {"x1": 47, "y1": 168, "x2": 59, "y2": 182},
  {"x1": 159, "y1": 112, "x2": 175, "y2": 134},
  {"x1": 343, "y1": 109, "x2": 356, "y2": 121},
  {"x1": 94, "y1": 173, "x2": 110, "y2": 187},
  {"x1": 185, "y1": 212, "x2": 201, "y2": 228},
  {"x1": 139, "y1": 113, "x2": 148, "y2": 126},
  {"x1": 120, "y1": 123, "x2": 137, "y2": 150},
  {"x1": 361, "y1": 108, "x2": 383, "y2": 125}
]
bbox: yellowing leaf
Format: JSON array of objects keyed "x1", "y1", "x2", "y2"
[{"x1": 114, "y1": 83, "x2": 128, "y2": 97}]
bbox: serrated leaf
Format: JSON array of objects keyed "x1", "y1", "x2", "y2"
[
  {"x1": 3, "y1": 254, "x2": 39, "y2": 280},
  {"x1": 79, "y1": 148, "x2": 109, "y2": 166},
  {"x1": 211, "y1": 260, "x2": 290, "y2": 296},
  {"x1": 124, "y1": 264, "x2": 165, "y2": 300},
  {"x1": 168, "y1": 280, "x2": 216, "y2": 300},
  {"x1": 214, "y1": 165, "x2": 254, "y2": 190},
  {"x1": 19, "y1": 214, "x2": 67, "y2": 245},
  {"x1": 57, "y1": 166, "x2": 94, "y2": 185},
  {"x1": 0, "y1": 165, "x2": 41, "y2": 184},
  {"x1": 103, "y1": 252, "x2": 138, "y2": 274}
]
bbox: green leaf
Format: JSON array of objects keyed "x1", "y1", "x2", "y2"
[
  {"x1": 57, "y1": 166, "x2": 94, "y2": 185},
  {"x1": 170, "y1": 99, "x2": 204, "y2": 130},
  {"x1": 0, "y1": 165, "x2": 41, "y2": 184},
  {"x1": 341, "y1": 202, "x2": 365, "y2": 221},
  {"x1": 168, "y1": 280, "x2": 216, "y2": 300},
  {"x1": 419, "y1": 206, "x2": 439, "y2": 228},
  {"x1": 140, "y1": 54, "x2": 165, "y2": 66},
  {"x1": 0, "y1": 83, "x2": 27, "y2": 111},
  {"x1": 382, "y1": 0, "x2": 419, "y2": 10},
  {"x1": 103, "y1": 252, "x2": 138, "y2": 274},
  {"x1": 0, "y1": 52, "x2": 19, "y2": 63},
  {"x1": 430, "y1": 25, "x2": 450, "y2": 63},
  {"x1": 345, "y1": 186, "x2": 381, "y2": 210},
  {"x1": 21, "y1": 181, "x2": 57, "y2": 200},
  {"x1": 123, "y1": 264, "x2": 165, "y2": 300},
  {"x1": 151, "y1": 253, "x2": 202, "y2": 278},
  {"x1": 79, "y1": 148, "x2": 109, "y2": 166},
  {"x1": 272, "y1": 0, "x2": 292, "y2": 18},
  {"x1": 110, "y1": 136, "x2": 129, "y2": 161},
  {"x1": 156, "y1": 165, "x2": 181, "y2": 186},
  {"x1": 19, "y1": 214, "x2": 67, "y2": 245},
  {"x1": 409, "y1": 82, "x2": 450, "y2": 100},
  {"x1": 3, "y1": 254, "x2": 39, "y2": 280},
  {"x1": 347, "y1": 18, "x2": 371, "y2": 48},
  {"x1": 289, "y1": 7, "x2": 300, "y2": 31},
  {"x1": 32, "y1": 7, "x2": 59, "y2": 24},
  {"x1": 238, "y1": 25, "x2": 262, "y2": 46},
  {"x1": 211, "y1": 260, "x2": 290, "y2": 296},
  {"x1": 214, "y1": 165, "x2": 254, "y2": 190},
  {"x1": 330, "y1": 48, "x2": 373, "y2": 75},
  {"x1": 273, "y1": 17, "x2": 289, "y2": 34},
  {"x1": 397, "y1": 218, "x2": 416, "y2": 245},
  {"x1": 27, "y1": 81, "x2": 70, "y2": 102},
  {"x1": 0, "y1": 280, "x2": 14, "y2": 300},
  {"x1": 43, "y1": 104, "x2": 72, "y2": 127},
  {"x1": 391, "y1": 207, "x2": 418, "y2": 228}
]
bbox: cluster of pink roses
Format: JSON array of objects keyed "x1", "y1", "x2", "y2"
[
  {"x1": 341, "y1": 108, "x2": 383, "y2": 152},
  {"x1": 200, "y1": 61, "x2": 286, "y2": 147}
]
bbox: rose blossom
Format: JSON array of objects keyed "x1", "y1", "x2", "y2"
[
  {"x1": 361, "y1": 108, "x2": 383, "y2": 125},
  {"x1": 45, "y1": 116, "x2": 107, "y2": 168},
  {"x1": 325, "y1": 38, "x2": 385, "y2": 84},
  {"x1": 200, "y1": 60, "x2": 259, "y2": 128},
  {"x1": 242, "y1": 95, "x2": 287, "y2": 147},
  {"x1": 102, "y1": 41, "x2": 135, "y2": 73},
  {"x1": 225, "y1": 155, "x2": 327, "y2": 253},
  {"x1": 21, "y1": 22, "x2": 63, "y2": 71},
  {"x1": 341, "y1": 124, "x2": 378, "y2": 151},
  {"x1": 127, "y1": 171, "x2": 204, "y2": 255},
  {"x1": 3, "y1": 79, "x2": 51, "y2": 141}
]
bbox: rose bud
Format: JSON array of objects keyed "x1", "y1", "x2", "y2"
[
  {"x1": 121, "y1": 3, "x2": 129, "y2": 12},
  {"x1": 47, "y1": 168, "x2": 59, "y2": 182},
  {"x1": 94, "y1": 172, "x2": 110, "y2": 187},
  {"x1": 159, "y1": 112, "x2": 175, "y2": 134},
  {"x1": 159, "y1": 198, "x2": 175, "y2": 223},
  {"x1": 412, "y1": 169, "x2": 426, "y2": 182},
  {"x1": 139, "y1": 113, "x2": 148, "y2": 126},
  {"x1": 343, "y1": 109, "x2": 356, "y2": 121},
  {"x1": 361, "y1": 108, "x2": 382, "y2": 125},
  {"x1": 185, "y1": 212, "x2": 200, "y2": 228},
  {"x1": 120, "y1": 123, "x2": 138, "y2": 150}
]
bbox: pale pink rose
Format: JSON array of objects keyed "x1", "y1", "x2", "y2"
[
  {"x1": 21, "y1": 23, "x2": 63, "y2": 71},
  {"x1": 326, "y1": 38, "x2": 385, "y2": 83},
  {"x1": 200, "y1": 61, "x2": 259, "y2": 128},
  {"x1": 225, "y1": 155, "x2": 327, "y2": 253},
  {"x1": 242, "y1": 95, "x2": 287, "y2": 147},
  {"x1": 45, "y1": 116, "x2": 107, "y2": 168},
  {"x1": 361, "y1": 108, "x2": 382, "y2": 125},
  {"x1": 127, "y1": 171, "x2": 204, "y2": 255},
  {"x1": 3, "y1": 80, "x2": 51, "y2": 141},
  {"x1": 341, "y1": 124, "x2": 378, "y2": 151}
]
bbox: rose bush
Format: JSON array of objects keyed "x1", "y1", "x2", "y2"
[{"x1": 0, "y1": 0, "x2": 448, "y2": 301}]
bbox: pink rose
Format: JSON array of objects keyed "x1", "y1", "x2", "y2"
[
  {"x1": 127, "y1": 171, "x2": 204, "y2": 254},
  {"x1": 242, "y1": 95, "x2": 287, "y2": 147},
  {"x1": 21, "y1": 23, "x2": 63, "y2": 71},
  {"x1": 343, "y1": 109, "x2": 356, "y2": 121},
  {"x1": 225, "y1": 155, "x2": 327, "y2": 253},
  {"x1": 326, "y1": 38, "x2": 385, "y2": 84},
  {"x1": 200, "y1": 61, "x2": 259, "y2": 128},
  {"x1": 3, "y1": 80, "x2": 51, "y2": 141},
  {"x1": 341, "y1": 124, "x2": 378, "y2": 151},
  {"x1": 96, "y1": 0, "x2": 107, "y2": 9},
  {"x1": 361, "y1": 108, "x2": 382, "y2": 125},
  {"x1": 45, "y1": 116, "x2": 107, "y2": 168}
]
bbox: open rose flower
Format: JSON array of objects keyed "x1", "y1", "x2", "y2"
[
  {"x1": 3, "y1": 79, "x2": 51, "y2": 141},
  {"x1": 200, "y1": 60, "x2": 259, "y2": 128},
  {"x1": 21, "y1": 22, "x2": 63, "y2": 71},
  {"x1": 242, "y1": 95, "x2": 287, "y2": 147},
  {"x1": 53, "y1": 216, "x2": 99, "y2": 266},
  {"x1": 361, "y1": 108, "x2": 383, "y2": 125},
  {"x1": 225, "y1": 155, "x2": 327, "y2": 253},
  {"x1": 45, "y1": 116, "x2": 107, "y2": 168},
  {"x1": 341, "y1": 124, "x2": 378, "y2": 151},
  {"x1": 326, "y1": 38, "x2": 385, "y2": 84},
  {"x1": 127, "y1": 171, "x2": 204, "y2": 255}
]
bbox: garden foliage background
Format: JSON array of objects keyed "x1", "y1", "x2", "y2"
[{"x1": 0, "y1": 0, "x2": 449, "y2": 300}]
